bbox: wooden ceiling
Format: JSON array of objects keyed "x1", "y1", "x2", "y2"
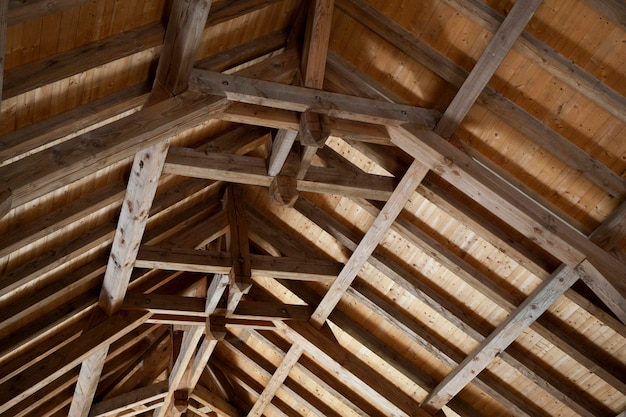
[{"x1": 0, "y1": 0, "x2": 625, "y2": 416}]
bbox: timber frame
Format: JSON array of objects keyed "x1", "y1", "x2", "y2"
[{"x1": 0, "y1": 0, "x2": 625, "y2": 416}]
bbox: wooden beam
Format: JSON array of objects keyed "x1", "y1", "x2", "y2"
[
  {"x1": 69, "y1": 142, "x2": 171, "y2": 417},
  {"x1": 577, "y1": 260, "x2": 626, "y2": 324},
  {"x1": 0, "y1": 93, "x2": 228, "y2": 209},
  {"x1": 296, "y1": 194, "x2": 620, "y2": 416},
  {"x1": 2, "y1": 22, "x2": 163, "y2": 100},
  {"x1": 388, "y1": 124, "x2": 626, "y2": 314},
  {"x1": 89, "y1": 381, "x2": 169, "y2": 417},
  {"x1": 192, "y1": 385, "x2": 242, "y2": 417},
  {"x1": 147, "y1": 0, "x2": 212, "y2": 103},
  {"x1": 0, "y1": 309, "x2": 150, "y2": 413},
  {"x1": 422, "y1": 264, "x2": 580, "y2": 412},
  {"x1": 435, "y1": 0, "x2": 543, "y2": 138},
  {"x1": 444, "y1": 0, "x2": 626, "y2": 123},
  {"x1": 337, "y1": 0, "x2": 626, "y2": 199},
  {"x1": 246, "y1": 344, "x2": 305, "y2": 417},
  {"x1": 267, "y1": 129, "x2": 299, "y2": 176},
  {"x1": 277, "y1": 321, "x2": 432, "y2": 417},
  {"x1": 0, "y1": 82, "x2": 150, "y2": 166},
  {"x1": 301, "y1": 0, "x2": 334, "y2": 89},
  {"x1": 310, "y1": 160, "x2": 429, "y2": 326},
  {"x1": 189, "y1": 69, "x2": 440, "y2": 127},
  {"x1": 164, "y1": 146, "x2": 397, "y2": 201}
]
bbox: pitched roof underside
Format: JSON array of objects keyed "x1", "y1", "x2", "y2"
[{"x1": 0, "y1": 0, "x2": 625, "y2": 416}]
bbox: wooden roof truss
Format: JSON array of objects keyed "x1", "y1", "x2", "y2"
[{"x1": 0, "y1": 0, "x2": 624, "y2": 416}]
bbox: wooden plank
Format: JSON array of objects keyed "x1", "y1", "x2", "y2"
[
  {"x1": 422, "y1": 264, "x2": 580, "y2": 412},
  {"x1": 232, "y1": 301, "x2": 312, "y2": 321},
  {"x1": 0, "y1": 0, "x2": 8, "y2": 111},
  {"x1": 189, "y1": 69, "x2": 440, "y2": 127},
  {"x1": 277, "y1": 321, "x2": 432, "y2": 417},
  {"x1": 246, "y1": 344, "x2": 305, "y2": 417},
  {"x1": 337, "y1": 0, "x2": 626, "y2": 199},
  {"x1": 0, "y1": 93, "x2": 228, "y2": 209},
  {"x1": 7, "y1": 0, "x2": 91, "y2": 25},
  {"x1": 309, "y1": 160, "x2": 429, "y2": 326},
  {"x1": 0, "y1": 309, "x2": 151, "y2": 413},
  {"x1": 196, "y1": 29, "x2": 288, "y2": 72},
  {"x1": 388, "y1": 124, "x2": 626, "y2": 311},
  {"x1": 0, "y1": 187, "x2": 10, "y2": 219},
  {"x1": 123, "y1": 293, "x2": 208, "y2": 316},
  {"x1": 0, "y1": 82, "x2": 150, "y2": 166},
  {"x1": 580, "y1": 0, "x2": 626, "y2": 30},
  {"x1": 2, "y1": 22, "x2": 164, "y2": 100},
  {"x1": 89, "y1": 381, "x2": 169, "y2": 417},
  {"x1": 435, "y1": 0, "x2": 543, "y2": 138},
  {"x1": 224, "y1": 185, "x2": 253, "y2": 309},
  {"x1": 0, "y1": 181, "x2": 126, "y2": 258}
]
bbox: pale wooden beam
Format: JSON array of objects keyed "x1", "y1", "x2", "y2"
[
  {"x1": 267, "y1": 129, "x2": 299, "y2": 176},
  {"x1": 164, "y1": 146, "x2": 397, "y2": 201},
  {"x1": 246, "y1": 344, "x2": 305, "y2": 417},
  {"x1": 89, "y1": 381, "x2": 169, "y2": 417},
  {"x1": 388, "y1": 124, "x2": 626, "y2": 321},
  {"x1": 0, "y1": 309, "x2": 150, "y2": 413},
  {"x1": 189, "y1": 69, "x2": 440, "y2": 127},
  {"x1": 421, "y1": 264, "x2": 580, "y2": 412},
  {"x1": 277, "y1": 321, "x2": 432, "y2": 417},
  {"x1": 135, "y1": 246, "x2": 342, "y2": 282},
  {"x1": 310, "y1": 160, "x2": 429, "y2": 326},
  {"x1": 435, "y1": 0, "x2": 543, "y2": 138}
]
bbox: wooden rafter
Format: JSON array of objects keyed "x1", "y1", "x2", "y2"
[
  {"x1": 421, "y1": 264, "x2": 581, "y2": 412},
  {"x1": 189, "y1": 69, "x2": 440, "y2": 127},
  {"x1": 337, "y1": 0, "x2": 626, "y2": 200},
  {"x1": 434, "y1": 0, "x2": 543, "y2": 138},
  {"x1": 389, "y1": 124, "x2": 626, "y2": 331},
  {"x1": 69, "y1": 1, "x2": 213, "y2": 415}
]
